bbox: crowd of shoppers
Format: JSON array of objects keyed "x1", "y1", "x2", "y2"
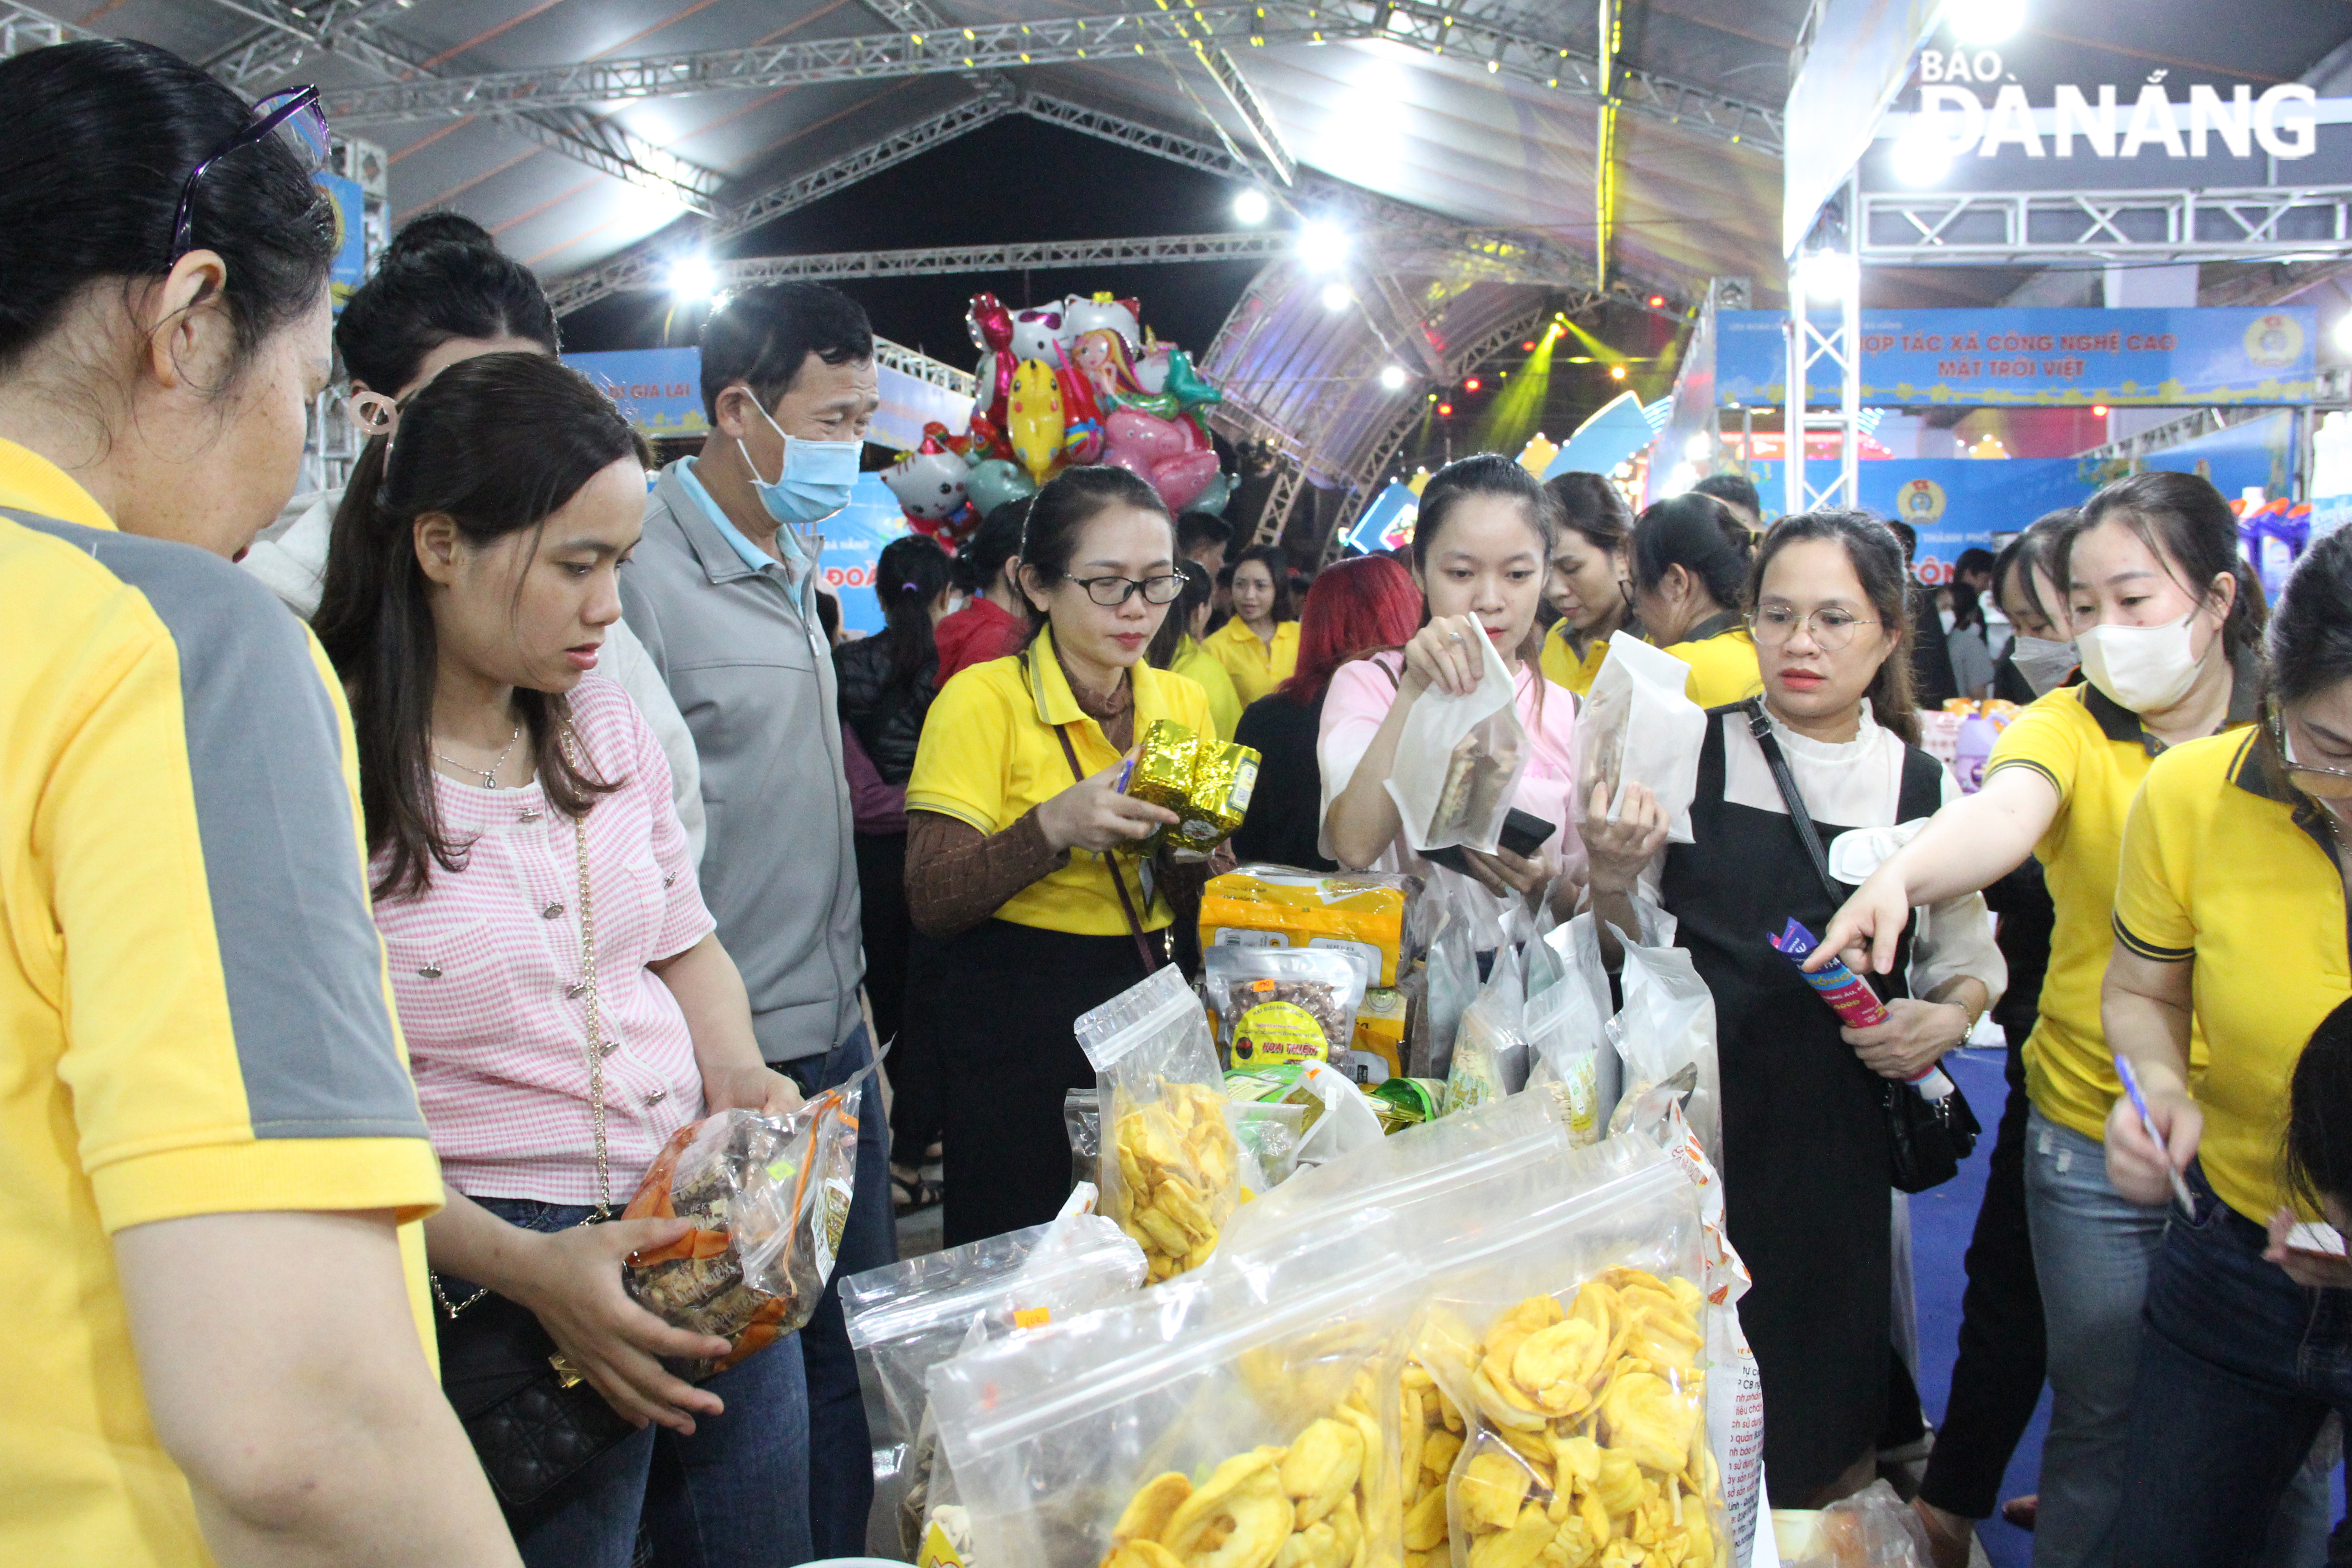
[{"x1": 13, "y1": 32, "x2": 2352, "y2": 1568}]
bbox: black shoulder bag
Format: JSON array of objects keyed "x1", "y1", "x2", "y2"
[{"x1": 1742, "y1": 702, "x2": 1979, "y2": 1193}]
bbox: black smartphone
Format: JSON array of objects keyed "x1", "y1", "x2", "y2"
[{"x1": 1423, "y1": 806, "x2": 1558, "y2": 877}]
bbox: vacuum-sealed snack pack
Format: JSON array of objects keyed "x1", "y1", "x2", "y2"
[
  {"x1": 928, "y1": 1210, "x2": 1426, "y2": 1568},
  {"x1": 1206, "y1": 944, "x2": 1369, "y2": 1068},
  {"x1": 1410, "y1": 1142, "x2": 1728, "y2": 1568},
  {"x1": 845, "y1": 1200, "x2": 1148, "y2": 1559},
  {"x1": 1441, "y1": 942, "x2": 1529, "y2": 1116},
  {"x1": 1575, "y1": 630, "x2": 1709, "y2": 843},
  {"x1": 1125, "y1": 719, "x2": 1261, "y2": 858},
  {"x1": 1603, "y1": 911, "x2": 1723, "y2": 1168},
  {"x1": 1200, "y1": 865, "x2": 1415, "y2": 987},
  {"x1": 1077, "y1": 966, "x2": 1245, "y2": 1284},
  {"x1": 1523, "y1": 917, "x2": 1613, "y2": 1146},
  {"x1": 1387, "y1": 632, "x2": 1532, "y2": 855}
]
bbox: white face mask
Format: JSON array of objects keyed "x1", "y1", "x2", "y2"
[
  {"x1": 2073, "y1": 611, "x2": 2207, "y2": 714},
  {"x1": 2007, "y1": 635, "x2": 2078, "y2": 697}
]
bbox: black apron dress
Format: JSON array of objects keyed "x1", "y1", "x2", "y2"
[{"x1": 1660, "y1": 709, "x2": 1945, "y2": 1501}]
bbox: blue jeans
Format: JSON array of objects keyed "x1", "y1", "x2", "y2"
[
  {"x1": 779, "y1": 1023, "x2": 898, "y2": 1558},
  {"x1": 472, "y1": 1199, "x2": 814, "y2": 1568},
  {"x1": 2113, "y1": 1166, "x2": 2345, "y2": 1568}
]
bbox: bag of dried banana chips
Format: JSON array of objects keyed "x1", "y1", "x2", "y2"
[
  {"x1": 619, "y1": 1066, "x2": 871, "y2": 1380},
  {"x1": 1406, "y1": 1140, "x2": 1730, "y2": 1568},
  {"x1": 845, "y1": 1194, "x2": 1148, "y2": 1560},
  {"x1": 927, "y1": 1209, "x2": 1427, "y2": 1568},
  {"x1": 1076, "y1": 966, "x2": 1245, "y2": 1285}
]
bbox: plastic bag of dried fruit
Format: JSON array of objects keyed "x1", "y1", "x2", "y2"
[
  {"x1": 1077, "y1": 965, "x2": 1245, "y2": 1285},
  {"x1": 928, "y1": 1208, "x2": 1426, "y2": 1568},
  {"x1": 620, "y1": 1064, "x2": 872, "y2": 1380},
  {"x1": 1386, "y1": 629, "x2": 1532, "y2": 856},
  {"x1": 1407, "y1": 1137, "x2": 1730, "y2": 1568}
]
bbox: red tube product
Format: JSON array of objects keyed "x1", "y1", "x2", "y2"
[{"x1": 1769, "y1": 917, "x2": 1889, "y2": 1029}]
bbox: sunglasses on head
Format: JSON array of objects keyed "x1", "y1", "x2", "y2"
[{"x1": 167, "y1": 86, "x2": 331, "y2": 264}]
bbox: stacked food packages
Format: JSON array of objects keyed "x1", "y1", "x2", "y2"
[{"x1": 1199, "y1": 867, "x2": 1412, "y2": 1074}]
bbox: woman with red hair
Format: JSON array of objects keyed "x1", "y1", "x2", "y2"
[{"x1": 1231, "y1": 554, "x2": 1423, "y2": 868}]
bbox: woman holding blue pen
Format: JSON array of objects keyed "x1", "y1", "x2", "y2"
[{"x1": 2098, "y1": 529, "x2": 2352, "y2": 1568}]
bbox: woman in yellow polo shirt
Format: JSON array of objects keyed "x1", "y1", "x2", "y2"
[
  {"x1": 1537, "y1": 470, "x2": 1637, "y2": 696},
  {"x1": 1815, "y1": 471, "x2": 2277, "y2": 1568},
  {"x1": 1147, "y1": 558, "x2": 1244, "y2": 739},
  {"x1": 2099, "y1": 530, "x2": 2352, "y2": 1568},
  {"x1": 1629, "y1": 491, "x2": 1763, "y2": 707},
  {"x1": 904, "y1": 465, "x2": 1212, "y2": 1246},
  {"x1": 1204, "y1": 542, "x2": 1300, "y2": 703}
]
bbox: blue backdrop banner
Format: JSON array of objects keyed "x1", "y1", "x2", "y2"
[
  {"x1": 1718, "y1": 307, "x2": 2317, "y2": 407},
  {"x1": 816, "y1": 473, "x2": 919, "y2": 637},
  {"x1": 315, "y1": 172, "x2": 365, "y2": 316},
  {"x1": 564, "y1": 348, "x2": 710, "y2": 436},
  {"x1": 1735, "y1": 458, "x2": 2098, "y2": 583},
  {"x1": 1342, "y1": 482, "x2": 1421, "y2": 555}
]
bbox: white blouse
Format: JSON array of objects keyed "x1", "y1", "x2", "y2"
[{"x1": 1643, "y1": 702, "x2": 2007, "y2": 1007}]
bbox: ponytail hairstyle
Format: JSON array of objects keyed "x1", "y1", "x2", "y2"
[
  {"x1": 0, "y1": 39, "x2": 333, "y2": 386},
  {"x1": 333, "y1": 211, "x2": 557, "y2": 397},
  {"x1": 313, "y1": 353, "x2": 643, "y2": 900},
  {"x1": 1015, "y1": 464, "x2": 1176, "y2": 640},
  {"x1": 954, "y1": 500, "x2": 1029, "y2": 595},
  {"x1": 1146, "y1": 559, "x2": 1215, "y2": 670},
  {"x1": 2067, "y1": 470, "x2": 2267, "y2": 659},
  {"x1": 1230, "y1": 542, "x2": 1298, "y2": 622},
  {"x1": 872, "y1": 532, "x2": 953, "y2": 688},
  {"x1": 1747, "y1": 508, "x2": 1922, "y2": 747},
  {"x1": 2286, "y1": 998, "x2": 2352, "y2": 1214},
  {"x1": 1544, "y1": 470, "x2": 1635, "y2": 555},
  {"x1": 1631, "y1": 491, "x2": 1755, "y2": 612}
]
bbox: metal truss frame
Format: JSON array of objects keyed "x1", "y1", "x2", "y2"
[
  {"x1": 192, "y1": 0, "x2": 725, "y2": 214},
  {"x1": 872, "y1": 335, "x2": 977, "y2": 396},
  {"x1": 1861, "y1": 185, "x2": 2352, "y2": 268},
  {"x1": 314, "y1": 1, "x2": 1783, "y2": 159},
  {"x1": 0, "y1": 1, "x2": 89, "y2": 57},
  {"x1": 1786, "y1": 179, "x2": 1862, "y2": 514},
  {"x1": 718, "y1": 230, "x2": 1292, "y2": 284}
]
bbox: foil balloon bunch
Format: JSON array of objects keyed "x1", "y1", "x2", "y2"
[{"x1": 880, "y1": 289, "x2": 1238, "y2": 546}]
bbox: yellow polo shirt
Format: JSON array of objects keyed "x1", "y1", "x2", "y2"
[
  {"x1": 1203, "y1": 615, "x2": 1300, "y2": 706},
  {"x1": 1539, "y1": 622, "x2": 1611, "y2": 696},
  {"x1": 1171, "y1": 635, "x2": 1244, "y2": 739},
  {"x1": 1657, "y1": 615, "x2": 1762, "y2": 708},
  {"x1": 1986, "y1": 672, "x2": 2255, "y2": 1141},
  {"x1": 2113, "y1": 730, "x2": 2350, "y2": 1225},
  {"x1": 906, "y1": 627, "x2": 1214, "y2": 935},
  {"x1": 0, "y1": 441, "x2": 442, "y2": 1568}
]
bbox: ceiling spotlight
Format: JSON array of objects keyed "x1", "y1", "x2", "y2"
[
  {"x1": 1233, "y1": 188, "x2": 1270, "y2": 225},
  {"x1": 1521, "y1": 340, "x2": 1537, "y2": 351},
  {"x1": 1378, "y1": 364, "x2": 1408, "y2": 391},
  {"x1": 1608, "y1": 364, "x2": 1627, "y2": 381},
  {"x1": 1462, "y1": 376, "x2": 1482, "y2": 393},
  {"x1": 668, "y1": 256, "x2": 717, "y2": 303},
  {"x1": 2091, "y1": 403, "x2": 2110, "y2": 417},
  {"x1": 1798, "y1": 249, "x2": 1858, "y2": 303},
  {"x1": 1948, "y1": 0, "x2": 2025, "y2": 45},
  {"x1": 1436, "y1": 401, "x2": 1455, "y2": 417},
  {"x1": 1890, "y1": 118, "x2": 1955, "y2": 186},
  {"x1": 1296, "y1": 219, "x2": 1352, "y2": 271},
  {"x1": 1320, "y1": 281, "x2": 1353, "y2": 311},
  {"x1": 1646, "y1": 294, "x2": 1666, "y2": 309}
]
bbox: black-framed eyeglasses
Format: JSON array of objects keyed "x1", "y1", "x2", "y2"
[
  {"x1": 1070, "y1": 572, "x2": 1186, "y2": 607},
  {"x1": 168, "y1": 86, "x2": 331, "y2": 263},
  {"x1": 2276, "y1": 720, "x2": 2352, "y2": 800},
  {"x1": 1747, "y1": 603, "x2": 1880, "y2": 651}
]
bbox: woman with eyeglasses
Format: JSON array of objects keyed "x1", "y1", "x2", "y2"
[
  {"x1": 1809, "y1": 472, "x2": 2310, "y2": 1568},
  {"x1": 1584, "y1": 510, "x2": 2004, "y2": 1509},
  {"x1": 902, "y1": 466, "x2": 1214, "y2": 1246},
  {"x1": 2099, "y1": 529, "x2": 2352, "y2": 1568},
  {"x1": 0, "y1": 39, "x2": 517, "y2": 1567}
]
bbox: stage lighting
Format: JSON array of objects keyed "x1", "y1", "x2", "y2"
[
  {"x1": 1379, "y1": 364, "x2": 1408, "y2": 391},
  {"x1": 1320, "y1": 281, "x2": 1352, "y2": 311},
  {"x1": 1609, "y1": 365, "x2": 1627, "y2": 381},
  {"x1": 1462, "y1": 376, "x2": 1482, "y2": 393},
  {"x1": 1297, "y1": 220, "x2": 1352, "y2": 271},
  {"x1": 1234, "y1": 188, "x2": 1270, "y2": 224},
  {"x1": 1949, "y1": 0, "x2": 2025, "y2": 45},
  {"x1": 668, "y1": 256, "x2": 717, "y2": 303},
  {"x1": 1799, "y1": 250, "x2": 1857, "y2": 303},
  {"x1": 1436, "y1": 401, "x2": 1455, "y2": 417}
]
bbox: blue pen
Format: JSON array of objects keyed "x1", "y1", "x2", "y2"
[{"x1": 2113, "y1": 1054, "x2": 2195, "y2": 1219}]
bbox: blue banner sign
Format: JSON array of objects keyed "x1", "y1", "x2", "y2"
[
  {"x1": 564, "y1": 348, "x2": 710, "y2": 437},
  {"x1": 1738, "y1": 458, "x2": 2098, "y2": 583},
  {"x1": 1343, "y1": 482, "x2": 1421, "y2": 556},
  {"x1": 315, "y1": 172, "x2": 365, "y2": 316},
  {"x1": 1718, "y1": 307, "x2": 2317, "y2": 407},
  {"x1": 817, "y1": 473, "x2": 921, "y2": 637}
]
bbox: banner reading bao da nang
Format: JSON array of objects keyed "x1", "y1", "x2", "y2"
[{"x1": 1716, "y1": 307, "x2": 2318, "y2": 407}]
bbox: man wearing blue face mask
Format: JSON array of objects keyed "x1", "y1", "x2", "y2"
[{"x1": 619, "y1": 280, "x2": 893, "y2": 1557}]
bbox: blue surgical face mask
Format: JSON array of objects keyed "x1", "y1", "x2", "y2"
[{"x1": 739, "y1": 402, "x2": 860, "y2": 527}]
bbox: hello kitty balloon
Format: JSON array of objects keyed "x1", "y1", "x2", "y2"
[
  {"x1": 882, "y1": 446, "x2": 970, "y2": 521},
  {"x1": 1011, "y1": 305, "x2": 1070, "y2": 365},
  {"x1": 1063, "y1": 293, "x2": 1142, "y2": 352}
]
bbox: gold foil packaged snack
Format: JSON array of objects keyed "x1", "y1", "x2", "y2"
[{"x1": 1125, "y1": 720, "x2": 1260, "y2": 857}]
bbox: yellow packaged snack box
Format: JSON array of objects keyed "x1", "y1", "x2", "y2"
[{"x1": 1200, "y1": 866, "x2": 1412, "y2": 989}]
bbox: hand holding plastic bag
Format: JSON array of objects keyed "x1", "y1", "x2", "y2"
[
  {"x1": 620, "y1": 1067, "x2": 869, "y2": 1379},
  {"x1": 1576, "y1": 631, "x2": 1708, "y2": 843},
  {"x1": 1389, "y1": 622, "x2": 1531, "y2": 855}
]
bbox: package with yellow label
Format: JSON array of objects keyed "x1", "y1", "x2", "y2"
[
  {"x1": 1205, "y1": 945, "x2": 1367, "y2": 1068},
  {"x1": 1200, "y1": 865, "x2": 1415, "y2": 988}
]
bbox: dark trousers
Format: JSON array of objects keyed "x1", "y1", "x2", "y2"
[
  {"x1": 2112, "y1": 1166, "x2": 2349, "y2": 1568},
  {"x1": 1916, "y1": 1042, "x2": 2046, "y2": 1519},
  {"x1": 853, "y1": 832, "x2": 940, "y2": 1161},
  {"x1": 779, "y1": 1024, "x2": 897, "y2": 1560}
]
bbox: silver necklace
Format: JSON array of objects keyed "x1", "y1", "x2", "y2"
[{"x1": 433, "y1": 723, "x2": 522, "y2": 789}]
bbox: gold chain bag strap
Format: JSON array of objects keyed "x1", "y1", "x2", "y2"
[{"x1": 430, "y1": 721, "x2": 636, "y2": 1510}]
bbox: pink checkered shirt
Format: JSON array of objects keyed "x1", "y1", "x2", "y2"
[{"x1": 372, "y1": 676, "x2": 715, "y2": 1205}]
